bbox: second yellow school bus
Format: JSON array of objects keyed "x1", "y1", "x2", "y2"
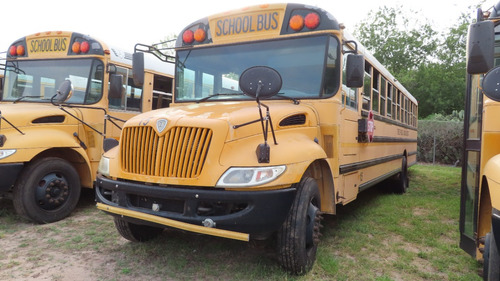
[
  {"x1": 0, "y1": 31, "x2": 174, "y2": 223},
  {"x1": 96, "y1": 3, "x2": 417, "y2": 274}
]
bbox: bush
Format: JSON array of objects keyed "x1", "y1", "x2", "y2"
[{"x1": 417, "y1": 119, "x2": 463, "y2": 165}]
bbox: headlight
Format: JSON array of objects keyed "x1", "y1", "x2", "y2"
[
  {"x1": 0, "y1": 149, "x2": 16, "y2": 160},
  {"x1": 97, "y1": 156, "x2": 110, "y2": 177},
  {"x1": 216, "y1": 165, "x2": 286, "y2": 188}
]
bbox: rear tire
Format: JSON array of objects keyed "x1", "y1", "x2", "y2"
[
  {"x1": 13, "y1": 157, "x2": 81, "y2": 223},
  {"x1": 277, "y1": 177, "x2": 322, "y2": 275},
  {"x1": 114, "y1": 217, "x2": 163, "y2": 242},
  {"x1": 393, "y1": 155, "x2": 409, "y2": 194}
]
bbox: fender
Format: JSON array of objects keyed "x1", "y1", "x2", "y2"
[
  {"x1": 0, "y1": 127, "x2": 84, "y2": 162},
  {"x1": 482, "y1": 154, "x2": 500, "y2": 248},
  {"x1": 0, "y1": 127, "x2": 93, "y2": 188},
  {"x1": 484, "y1": 154, "x2": 500, "y2": 212},
  {"x1": 220, "y1": 129, "x2": 329, "y2": 186}
]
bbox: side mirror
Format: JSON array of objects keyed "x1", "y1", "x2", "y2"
[
  {"x1": 467, "y1": 20, "x2": 494, "y2": 74},
  {"x1": 239, "y1": 66, "x2": 282, "y2": 99},
  {"x1": 132, "y1": 52, "x2": 145, "y2": 87},
  {"x1": 53, "y1": 80, "x2": 73, "y2": 103},
  {"x1": 346, "y1": 54, "x2": 364, "y2": 88},
  {"x1": 482, "y1": 66, "x2": 500, "y2": 101},
  {"x1": 109, "y1": 74, "x2": 123, "y2": 99}
]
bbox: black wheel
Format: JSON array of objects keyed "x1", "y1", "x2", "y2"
[
  {"x1": 114, "y1": 217, "x2": 163, "y2": 242},
  {"x1": 393, "y1": 155, "x2": 409, "y2": 194},
  {"x1": 484, "y1": 227, "x2": 500, "y2": 281},
  {"x1": 277, "y1": 177, "x2": 322, "y2": 275},
  {"x1": 13, "y1": 157, "x2": 81, "y2": 223}
]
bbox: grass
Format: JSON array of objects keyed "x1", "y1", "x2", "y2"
[{"x1": 0, "y1": 164, "x2": 483, "y2": 280}]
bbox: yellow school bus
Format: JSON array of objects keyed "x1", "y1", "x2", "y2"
[
  {"x1": 96, "y1": 4, "x2": 417, "y2": 274},
  {"x1": 460, "y1": 3, "x2": 500, "y2": 280},
  {"x1": 0, "y1": 31, "x2": 174, "y2": 223}
]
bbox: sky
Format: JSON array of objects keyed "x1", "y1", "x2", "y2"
[{"x1": 0, "y1": 0, "x2": 497, "y2": 56}]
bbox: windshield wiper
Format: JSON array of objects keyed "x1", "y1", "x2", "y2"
[
  {"x1": 276, "y1": 93, "x2": 300, "y2": 105},
  {"x1": 196, "y1": 93, "x2": 245, "y2": 103},
  {"x1": 13, "y1": 96, "x2": 43, "y2": 103}
]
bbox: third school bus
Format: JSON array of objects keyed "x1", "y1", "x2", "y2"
[
  {"x1": 460, "y1": 2, "x2": 500, "y2": 280},
  {"x1": 96, "y1": 3, "x2": 417, "y2": 274}
]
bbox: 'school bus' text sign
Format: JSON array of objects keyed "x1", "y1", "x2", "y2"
[
  {"x1": 27, "y1": 34, "x2": 70, "y2": 58},
  {"x1": 210, "y1": 5, "x2": 285, "y2": 43}
]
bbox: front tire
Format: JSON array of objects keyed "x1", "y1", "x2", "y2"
[
  {"x1": 277, "y1": 177, "x2": 322, "y2": 275},
  {"x1": 484, "y1": 227, "x2": 500, "y2": 281},
  {"x1": 114, "y1": 217, "x2": 163, "y2": 242},
  {"x1": 13, "y1": 157, "x2": 81, "y2": 223}
]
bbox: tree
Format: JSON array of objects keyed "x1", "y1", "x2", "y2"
[
  {"x1": 353, "y1": 5, "x2": 438, "y2": 78},
  {"x1": 353, "y1": 4, "x2": 477, "y2": 118}
]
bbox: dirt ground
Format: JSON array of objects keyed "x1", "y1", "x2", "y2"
[
  {"x1": 0, "y1": 189, "x2": 275, "y2": 281},
  {"x1": 0, "y1": 190, "x2": 135, "y2": 281}
]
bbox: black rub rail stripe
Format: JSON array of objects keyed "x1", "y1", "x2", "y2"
[{"x1": 339, "y1": 150, "x2": 417, "y2": 175}]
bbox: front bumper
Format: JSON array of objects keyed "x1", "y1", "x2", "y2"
[
  {"x1": 95, "y1": 175, "x2": 296, "y2": 239},
  {"x1": 0, "y1": 163, "x2": 23, "y2": 192}
]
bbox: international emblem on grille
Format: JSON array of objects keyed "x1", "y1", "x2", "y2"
[{"x1": 156, "y1": 119, "x2": 168, "y2": 133}]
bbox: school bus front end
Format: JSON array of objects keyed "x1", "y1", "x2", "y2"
[{"x1": 96, "y1": 99, "x2": 326, "y2": 236}]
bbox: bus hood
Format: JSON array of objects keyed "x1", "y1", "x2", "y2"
[
  {"x1": 124, "y1": 101, "x2": 317, "y2": 141},
  {"x1": 0, "y1": 103, "x2": 78, "y2": 130}
]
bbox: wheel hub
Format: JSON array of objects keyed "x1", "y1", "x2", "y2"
[{"x1": 35, "y1": 173, "x2": 69, "y2": 210}]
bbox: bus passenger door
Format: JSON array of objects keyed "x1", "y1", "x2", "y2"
[
  {"x1": 152, "y1": 74, "x2": 173, "y2": 109},
  {"x1": 460, "y1": 74, "x2": 483, "y2": 256},
  {"x1": 338, "y1": 49, "x2": 361, "y2": 203}
]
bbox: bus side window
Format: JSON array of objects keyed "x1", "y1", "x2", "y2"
[
  {"x1": 404, "y1": 97, "x2": 409, "y2": 125},
  {"x1": 362, "y1": 62, "x2": 372, "y2": 111},
  {"x1": 392, "y1": 86, "x2": 397, "y2": 120},
  {"x1": 396, "y1": 90, "x2": 401, "y2": 121},
  {"x1": 152, "y1": 74, "x2": 173, "y2": 109},
  {"x1": 341, "y1": 47, "x2": 358, "y2": 109},
  {"x1": 372, "y1": 69, "x2": 379, "y2": 113},
  {"x1": 387, "y1": 83, "x2": 392, "y2": 118},
  {"x1": 380, "y1": 76, "x2": 386, "y2": 116}
]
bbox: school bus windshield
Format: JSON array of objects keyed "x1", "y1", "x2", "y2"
[
  {"x1": 2, "y1": 58, "x2": 104, "y2": 104},
  {"x1": 175, "y1": 35, "x2": 340, "y2": 102}
]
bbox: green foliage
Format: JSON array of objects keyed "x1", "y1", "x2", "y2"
[
  {"x1": 425, "y1": 110, "x2": 464, "y2": 121},
  {"x1": 353, "y1": 6, "x2": 438, "y2": 76},
  {"x1": 353, "y1": 3, "x2": 482, "y2": 118},
  {"x1": 418, "y1": 119, "x2": 463, "y2": 164}
]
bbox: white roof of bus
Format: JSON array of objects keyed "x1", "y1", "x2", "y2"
[
  {"x1": 108, "y1": 47, "x2": 175, "y2": 77},
  {"x1": 343, "y1": 31, "x2": 417, "y2": 105}
]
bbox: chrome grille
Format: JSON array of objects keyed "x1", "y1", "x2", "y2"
[{"x1": 121, "y1": 126, "x2": 212, "y2": 178}]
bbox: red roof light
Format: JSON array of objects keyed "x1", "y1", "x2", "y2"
[
  {"x1": 304, "y1": 13, "x2": 320, "y2": 29},
  {"x1": 80, "y1": 41, "x2": 90, "y2": 53},
  {"x1": 9, "y1": 45, "x2": 17, "y2": 56},
  {"x1": 183, "y1": 30, "x2": 194, "y2": 44}
]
